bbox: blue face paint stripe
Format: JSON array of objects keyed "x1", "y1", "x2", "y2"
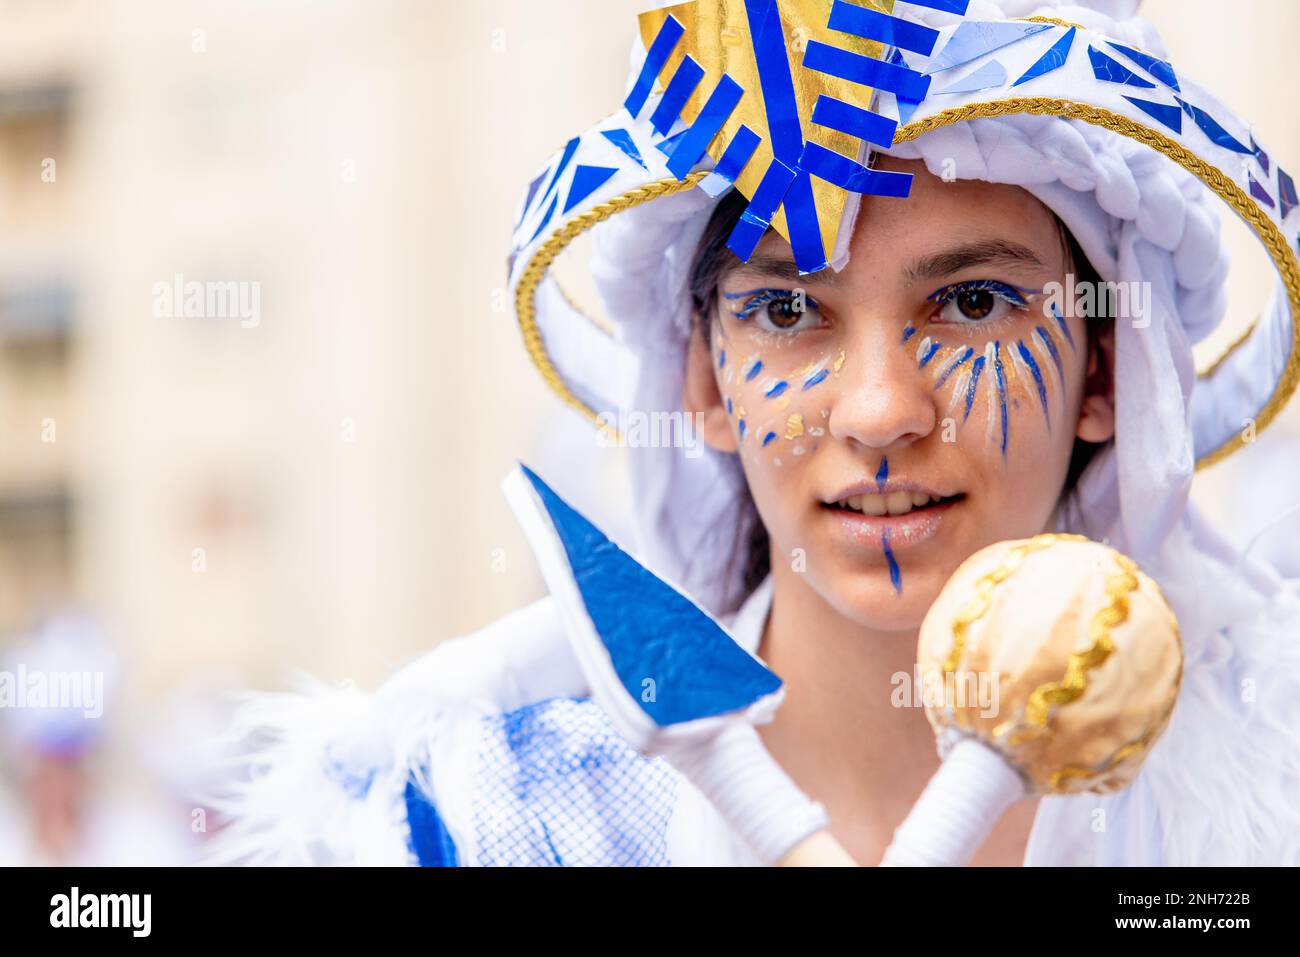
[
  {"x1": 726, "y1": 397, "x2": 733, "y2": 415},
  {"x1": 718, "y1": 349, "x2": 726, "y2": 369},
  {"x1": 746, "y1": 360, "x2": 763, "y2": 381},
  {"x1": 883, "y1": 529, "x2": 902, "y2": 595},
  {"x1": 1052, "y1": 303, "x2": 1076, "y2": 351},
  {"x1": 875, "y1": 457, "x2": 888, "y2": 491},
  {"x1": 739, "y1": 419, "x2": 747, "y2": 439},
  {"x1": 762, "y1": 431, "x2": 777, "y2": 447},
  {"x1": 1036, "y1": 326, "x2": 1066, "y2": 384},
  {"x1": 934, "y1": 346, "x2": 974, "y2": 390},
  {"x1": 901, "y1": 324, "x2": 917, "y2": 344},
  {"x1": 766, "y1": 380, "x2": 789, "y2": 399},
  {"x1": 994, "y1": 341, "x2": 1009, "y2": 456},
  {"x1": 624, "y1": 16, "x2": 686, "y2": 118},
  {"x1": 919, "y1": 339, "x2": 942, "y2": 368},
  {"x1": 1017, "y1": 340, "x2": 1051, "y2": 429},
  {"x1": 803, "y1": 368, "x2": 829, "y2": 390},
  {"x1": 964, "y1": 355, "x2": 986, "y2": 422}
]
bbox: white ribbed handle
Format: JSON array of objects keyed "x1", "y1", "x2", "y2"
[{"x1": 881, "y1": 736, "x2": 1027, "y2": 867}]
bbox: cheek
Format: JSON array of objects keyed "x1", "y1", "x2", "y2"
[
  {"x1": 911, "y1": 315, "x2": 1078, "y2": 463},
  {"x1": 713, "y1": 330, "x2": 844, "y2": 470}
]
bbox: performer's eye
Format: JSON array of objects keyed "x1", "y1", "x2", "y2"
[
  {"x1": 726, "y1": 288, "x2": 823, "y2": 333},
  {"x1": 928, "y1": 280, "x2": 1034, "y2": 326}
]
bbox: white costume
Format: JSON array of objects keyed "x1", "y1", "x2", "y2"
[{"x1": 213, "y1": 0, "x2": 1300, "y2": 865}]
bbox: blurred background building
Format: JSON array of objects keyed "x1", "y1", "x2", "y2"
[{"x1": 0, "y1": 0, "x2": 1295, "y2": 862}]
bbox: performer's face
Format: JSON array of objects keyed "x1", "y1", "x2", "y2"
[{"x1": 686, "y1": 156, "x2": 1115, "y2": 630}]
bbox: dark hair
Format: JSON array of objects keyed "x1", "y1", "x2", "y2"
[{"x1": 687, "y1": 189, "x2": 1115, "y2": 595}]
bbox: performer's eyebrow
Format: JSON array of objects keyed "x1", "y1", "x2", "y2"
[
  {"x1": 729, "y1": 255, "x2": 845, "y2": 287},
  {"x1": 903, "y1": 239, "x2": 1044, "y2": 284}
]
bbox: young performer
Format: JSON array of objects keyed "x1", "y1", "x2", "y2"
[{"x1": 215, "y1": 0, "x2": 1300, "y2": 866}]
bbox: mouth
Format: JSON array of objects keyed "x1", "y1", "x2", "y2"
[
  {"x1": 821, "y1": 489, "x2": 963, "y2": 518},
  {"x1": 819, "y1": 483, "x2": 965, "y2": 550}
]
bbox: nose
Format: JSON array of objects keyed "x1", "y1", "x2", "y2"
[{"x1": 826, "y1": 321, "x2": 938, "y2": 451}]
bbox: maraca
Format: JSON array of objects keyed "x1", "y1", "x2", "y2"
[{"x1": 881, "y1": 533, "x2": 1184, "y2": 866}]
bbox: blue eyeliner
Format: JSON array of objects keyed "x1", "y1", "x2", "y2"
[{"x1": 926, "y1": 279, "x2": 1040, "y2": 306}]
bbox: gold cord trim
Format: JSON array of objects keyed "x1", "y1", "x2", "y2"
[
  {"x1": 513, "y1": 171, "x2": 709, "y2": 431},
  {"x1": 514, "y1": 98, "x2": 1300, "y2": 470},
  {"x1": 1020, "y1": 16, "x2": 1085, "y2": 30}
]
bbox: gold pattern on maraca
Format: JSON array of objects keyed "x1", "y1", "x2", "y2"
[{"x1": 920, "y1": 535, "x2": 1184, "y2": 796}]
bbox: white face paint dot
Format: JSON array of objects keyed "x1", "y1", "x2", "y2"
[
  {"x1": 808, "y1": 427, "x2": 824, "y2": 437},
  {"x1": 773, "y1": 457, "x2": 782, "y2": 467},
  {"x1": 792, "y1": 444, "x2": 805, "y2": 456}
]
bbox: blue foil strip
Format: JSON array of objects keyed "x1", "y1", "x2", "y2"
[
  {"x1": 800, "y1": 141, "x2": 914, "y2": 197},
  {"x1": 1252, "y1": 135, "x2": 1271, "y2": 175},
  {"x1": 1106, "y1": 41, "x2": 1179, "y2": 91},
  {"x1": 534, "y1": 137, "x2": 580, "y2": 228},
  {"x1": 903, "y1": 0, "x2": 970, "y2": 13},
  {"x1": 1176, "y1": 97, "x2": 1253, "y2": 154},
  {"x1": 803, "y1": 40, "x2": 932, "y2": 101},
  {"x1": 1278, "y1": 169, "x2": 1298, "y2": 220},
  {"x1": 1122, "y1": 94, "x2": 1183, "y2": 134},
  {"x1": 668, "y1": 73, "x2": 745, "y2": 180},
  {"x1": 745, "y1": 0, "x2": 828, "y2": 272},
  {"x1": 926, "y1": 22, "x2": 1051, "y2": 75},
  {"x1": 520, "y1": 464, "x2": 782, "y2": 725},
  {"x1": 1013, "y1": 26, "x2": 1075, "y2": 87},
  {"x1": 625, "y1": 15, "x2": 685, "y2": 119},
  {"x1": 726, "y1": 158, "x2": 799, "y2": 262},
  {"x1": 655, "y1": 128, "x2": 692, "y2": 159},
  {"x1": 811, "y1": 95, "x2": 898, "y2": 148},
  {"x1": 600, "y1": 129, "x2": 648, "y2": 170},
  {"x1": 827, "y1": 0, "x2": 939, "y2": 57},
  {"x1": 1088, "y1": 45, "x2": 1156, "y2": 89},
  {"x1": 650, "y1": 55, "x2": 706, "y2": 136},
  {"x1": 935, "y1": 59, "x2": 1006, "y2": 95},
  {"x1": 699, "y1": 125, "x2": 762, "y2": 198},
  {"x1": 563, "y1": 165, "x2": 619, "y2": 214},
  {"x1": 524, "y1": 194, "x2": 558, "y2": 249},
  {"x1": 1249, "y1": 172, "x2": 1276, "y2": 210}
]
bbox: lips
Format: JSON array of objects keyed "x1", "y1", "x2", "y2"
[{"x1": 820, "y1": 481, "x2": 965, "y2": 550}]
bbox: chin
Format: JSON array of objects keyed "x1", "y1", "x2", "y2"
[{"x1": 814, "y1": 564, "x2": 940, "y2": 633}]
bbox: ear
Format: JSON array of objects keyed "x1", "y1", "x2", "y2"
[
  {"x1": 1076, "y1": 320, "x2": 1116, "y2": 444},
  {"x1": 683, "y1": 321, "x2": 739, "y2": 453}
]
